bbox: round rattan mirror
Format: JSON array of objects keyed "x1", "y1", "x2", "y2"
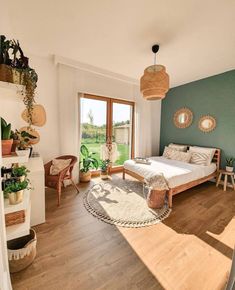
[
  {"x1": 173, "y1": 107, "x2": 193, "y2": 128},
  {"x1": 198, "y1": 115, "x2": 216, "y2": 133}
]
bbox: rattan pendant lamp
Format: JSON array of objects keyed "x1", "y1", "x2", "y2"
[{"x1": 140, "y1": 44, "x2": 169, "y2": 100}]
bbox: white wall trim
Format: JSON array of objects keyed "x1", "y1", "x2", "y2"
[{"x1": 54, "y1": 55, "x2": 139, "y2": 85}]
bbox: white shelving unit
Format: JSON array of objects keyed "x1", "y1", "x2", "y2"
[
  {"x1": 2, "y1": 155, "x2": 31, "y2": 241},
  {"x1": 4, "y1": 189, "x2": 30, "y2": 215},
  {"x1": 2, "y1": 154, "x2": 29, "y2": 166},
  {"x1": 5, "y1": 205, "x2": 31, "y2": 241}
]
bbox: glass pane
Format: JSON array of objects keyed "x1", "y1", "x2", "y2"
[
  {"x1": 112, "y1": 102, "x2": 132, "y2": 166},
  {"x1": 80, "y1": 98, "x2": 107, "y2": 167}
]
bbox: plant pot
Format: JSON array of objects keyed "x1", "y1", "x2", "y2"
[
  {"x1": 1, "y1": 139, "x2": 13, "y2": 156},
  {"x1": 11, "y1": 140, "x2": 20, "y2": 153},
  {"x1": 0, "y1": 64, "x2": 13, "y2": 83},
  {"x1": 8, "y1": 229, "x2": 37, "y2": 273},
  {"x1": 16, "y1": 148, "x2": 30, "y2": 157},
  {"x1": 101, "y1": 170, "x2": 109, "y2": 180},
  {"x1": 19, "y1": 176, "x2": 26, "y2": 182},
  {"x1": 8, "y1": 190, "x2": 24, "y2": 205},
  {"x1": 79, "y1": 171, "x2": 91, "y2": 183},
  {"x1": 226, "y1": 166, "x2": 234, "y2": 172}
]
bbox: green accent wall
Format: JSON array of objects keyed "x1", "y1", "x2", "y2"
[{"x1": 160, "y1": 69, "x2": 235, "y2": 168}]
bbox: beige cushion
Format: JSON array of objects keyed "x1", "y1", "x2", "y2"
[
  {"x1": 190, "y1": 152, "x2": 210, "y2": 166},
  {"x1": 50, "y1": 159, "x2": 72, "y2": 175},
  {"x1": 168, "y1": 143, "x2": 187, "y2": 152},
  {"x1": 163, "y1": 146, "x2": 176, "y2": 158},
  {"x1": 189, "y1": 146, "x2": 216, "y2": 165},
  {"x1": 168, "y1": 150, "x2": 192, "y2": 163}
]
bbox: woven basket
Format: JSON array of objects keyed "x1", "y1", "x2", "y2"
[
  {"x1": 0, "y1": 64, "x2": 13, "y2": 83},
  {"x1": 5, "y1": 210, "x2": 25, "y2": 227},
  {"x1": 8, "y1": 229, "x2": 37, "y2": 273}
]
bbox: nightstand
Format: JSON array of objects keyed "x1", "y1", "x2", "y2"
[{"x1": 216, "y1": 169, "x2": 235, "y2": 191}]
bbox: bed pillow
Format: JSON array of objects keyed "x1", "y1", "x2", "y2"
[
  {"x1": 190, "y1": 152, "x2": 210, "y2": 166},
  {"x1": 189, "y1": 146, "x2": 216, "y2": 165},
  {"x1": 163, "y1": 146, "x2": 177, "y2": 158},
  {"x1": 168, "y1": 143, "x2": 187, "y2": 152},
  {"x1": 168, "y1": 150, "x2": 192, "y2": 163},
  {"x1": 50, "y1": 158, "x2": 72, "y2": 175}
]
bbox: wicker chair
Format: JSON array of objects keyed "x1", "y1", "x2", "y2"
[{"x1": 44, "y1": 155, "x2": 79, "y2": 206}]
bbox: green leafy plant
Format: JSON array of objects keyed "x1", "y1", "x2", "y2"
[
  {"x1": 226, "y1": 157, "x2": 234, "y2": 167},
  {"x1": 3, "y1": 179, "x2": 29, "y2": 195},
  {"x1": 100, "y1": 159, "x2": 110, "y2": 172},
  {"x1": 12, "y1": 166, "x2": 29, "y2": 177},
  {"x1": 80, "y1": 145, "x2": 98, "y2": 173},
  {"x1": 0, "y1": 35, "x2": 38, "y2": 126},
  {"x1": 1, "y1": 117, "x2": 11, "y2": 140},
  {"x1": 15, "y1": 129, "x2": 37, "y2": 149}
]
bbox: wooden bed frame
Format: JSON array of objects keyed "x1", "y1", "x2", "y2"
[{"x1": 123, "y1": 147, "x2": 221, "y2": 208}]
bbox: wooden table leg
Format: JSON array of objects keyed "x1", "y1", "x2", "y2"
[
  {"x1": 230, "y1": 175, "x2": 235, "y2": 190},
  {"x1": 224, "y1": 174, "x2": 228, "y2": 191},
  {"x1": 216, "y1": 173, "x2": 222, "y2": 187}
]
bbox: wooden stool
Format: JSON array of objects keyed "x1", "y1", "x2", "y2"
[{"x1": 216, "y1": 169, "x2": 235, "y2": 191}]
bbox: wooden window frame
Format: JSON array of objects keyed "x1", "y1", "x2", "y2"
[{"x1": 82, "y1": 94, "x2": 135, "y2": 173}]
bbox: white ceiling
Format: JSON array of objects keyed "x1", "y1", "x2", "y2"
[{"x1": 4, "y1": 0, "x2": 235, "y2": 87}]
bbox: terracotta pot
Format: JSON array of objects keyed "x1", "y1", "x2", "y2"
[
  {"x1": 0, "y1": 64, "x2": 13, "y2": 83},
  {"x1": 8, "y1": 190, "x2": 24, "y2": 205},
  {"x1": 11, "y1": 140, "x2": 20, "y2": 153},
  {"x1": 147, "y1": 190, "x2": 166, "y2": 209},
  {"x1": 100, "y1": 170, "x2": 108, "y2": 180},
  {"x1": 1, "y1": 139, "x2": 13, "y2": 156},
  {"x1": 79, "y1": 171, "x2": 91, "y2": 183}
]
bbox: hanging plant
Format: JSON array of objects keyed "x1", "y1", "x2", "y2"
[{"x1": 0, "y1": 35, "x2": 38, "y2": 126}]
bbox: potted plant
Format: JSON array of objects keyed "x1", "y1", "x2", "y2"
[
  {"x1": 10, "y1": 130, "x2": 20, "y2": 153},
  {"x1": 79, "y1": 145, "x2": 98, "y2": 182},
  {"x1": 4, "y1": 179, "x2": 29, "y2": 205},
  {"x1": 226, "y1": 158, "x2": 234, "y2": 172},
  {"x1": 12, "y1": 166, "x2": 29, "y2": 182},
  {"x1": 15, "y1": 130, "x2": 36, "y2": 157},
  {"x1": 1, "y1": 117, "x2": 13, "y2": 156},
  {"x1": 100, "y1": 159, "x2": 110, "y2": 180}
]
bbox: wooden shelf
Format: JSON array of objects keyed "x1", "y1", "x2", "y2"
[
  {"x1": 6, "y1": 204, "x2": 31, "y2": 241},
  {"x1": 4, "y1": 189, "x2": 30, "y2": 215},
  {"x1": 0, "y1": 80, "x2": 24, "y2": 92},
  {"x1": 2, "y1": 153, "x2": 29, "y2": 166}
]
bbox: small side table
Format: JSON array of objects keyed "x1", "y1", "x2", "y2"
[{"x1": 216, "y1": 169, "x2": 235, "y2": 191}]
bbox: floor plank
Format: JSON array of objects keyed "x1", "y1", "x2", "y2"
[{"x1": 11, "y1": 175, "x2": 235, "y2": 290}]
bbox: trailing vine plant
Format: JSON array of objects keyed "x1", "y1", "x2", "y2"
[{"x1": 0, "y1": 35, "x2": 38, "y2": 127}]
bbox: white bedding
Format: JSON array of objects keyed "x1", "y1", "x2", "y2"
[{"x1": 124, "y1": 156, "x2": 216, "y2": 188}]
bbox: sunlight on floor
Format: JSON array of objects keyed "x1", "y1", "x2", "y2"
[
  {"x1": 118, "y1": 222, "x2": 233, "y2": 290},
  {"x1": 207, "y1": 217, "x2": 235, "y2": 249}
]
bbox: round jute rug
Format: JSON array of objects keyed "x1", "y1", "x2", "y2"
[{"x1": 83, "y1": 178, "x2": 171, "y2": 228}]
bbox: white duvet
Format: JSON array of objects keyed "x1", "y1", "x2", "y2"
[{"x1": 124, "y1": 156, "x2": 216, "y2": 188}]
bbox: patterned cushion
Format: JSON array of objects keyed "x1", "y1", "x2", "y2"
[
  {"x1": 189, "y1": 146, "x2": 215, "y2": 165},
  {"x1": 163, "y1": 146, "x2": 176, "y2": 158},
  {"x1": 168, "y1": 150, "x2": 192, "y2": 163},
  {"x1": 50, "y1": 158, "x2": 72, "y2": 175},
  {"x1": 168, "y1": 143, "x2": 188, "y2": 152},
  {"x1": 190, "y1": 152, "x2": 210, "y2": 166}
]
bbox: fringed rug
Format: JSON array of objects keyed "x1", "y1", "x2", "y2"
[{"x1": 83, "y1": 178, "x2": 171, "y2": 228}]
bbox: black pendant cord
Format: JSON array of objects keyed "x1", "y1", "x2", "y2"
[{"x1": 152, "y1": 44, "x2": 159, "y2": 65}]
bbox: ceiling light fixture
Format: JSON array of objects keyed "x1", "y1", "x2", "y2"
[{"x1": 140, "y1": 44, "x2": 169, "y2": 100}]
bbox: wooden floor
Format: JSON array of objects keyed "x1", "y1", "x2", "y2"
[{"x1": 11, "y1": 174, "x2": 235, "y2": 290}]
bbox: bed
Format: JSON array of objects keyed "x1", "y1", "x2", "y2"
[{"x1": 123, "y1": 146, "x2": 220, "y2": 208}]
